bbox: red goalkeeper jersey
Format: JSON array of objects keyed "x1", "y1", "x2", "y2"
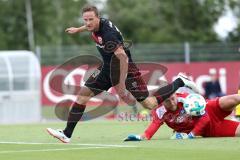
[{"x1": 144, "y1": 93, "x2": 210, "y2": 140}]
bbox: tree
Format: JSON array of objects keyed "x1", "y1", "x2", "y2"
[
  {"x1": 0, "y1": 0, "x2": 89, "y2": 50},
  {"x1": 0, "y1": 0, "x2": 28, "y2": 49},
  {"x1": 226, "y1": 0, "x2": 240, "y2": 42},
  {"x1": 106, "y1": 0, "x2": 228, "y2": 43},
  {"x1": 0, "y1": 0, "x2": 238, "y2": 50},
  {"x1": 32, "y1": 0, "x2": 90, "y2": 46}
]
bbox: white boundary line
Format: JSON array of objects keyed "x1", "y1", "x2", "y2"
[
  {"x1": 0, "y1": 146, "x2": 113, "y2": 154},
  {"x1": 0, "y1": 141, "x2": 138, "y2": 154},
  {"x1": 0, "y1": 141, "x2": 136, "y2": 148}
]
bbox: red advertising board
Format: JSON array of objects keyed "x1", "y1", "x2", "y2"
[{"x1": 41, "y1": 61, "x2": 240, "y2": 106}]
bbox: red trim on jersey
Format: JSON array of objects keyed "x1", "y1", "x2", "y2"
[{"x1": 91, "y1": 32, "x2": 100, "y2": 44}]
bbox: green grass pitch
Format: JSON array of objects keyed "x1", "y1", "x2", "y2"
[{"x1": 0, "y1": 121, "x2": 240, "y2": 160}]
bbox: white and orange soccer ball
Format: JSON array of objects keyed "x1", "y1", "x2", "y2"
[{"x1": 183, "y1": 93, "x2": 206, "y2": 116}]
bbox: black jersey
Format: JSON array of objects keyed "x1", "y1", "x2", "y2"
[{"x1": 91, "y1": 18, "x2": 134, "y2": 71}]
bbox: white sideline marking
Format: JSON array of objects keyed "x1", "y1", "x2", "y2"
[
  {"x1": 0, "y1": 141, "x2": 136, "y2": 148},
  {"x1": 0, "y1": 142, "x2": 138, "y2": 154},
  {"x1": 0, "y1": 146, "x2": 113, "y2": 154}
]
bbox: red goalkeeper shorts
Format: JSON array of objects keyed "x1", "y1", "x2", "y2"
[{"x1": 203, "y1": 98, "x2": 240, "y2": 137}]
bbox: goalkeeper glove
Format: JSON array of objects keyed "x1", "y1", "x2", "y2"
[
  {"x1": 171, "y1": 132, "x2": 195, "y2": 140},
  {"x1": 124, "y1": 134, "x2": 142, "y2": 141}
]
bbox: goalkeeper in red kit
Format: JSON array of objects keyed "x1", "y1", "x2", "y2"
[{"x1": 124, "y1": 90, "x2": 240, "y2": 141}]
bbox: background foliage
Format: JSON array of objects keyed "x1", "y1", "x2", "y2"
[{"x1": 0, "y1": 0, "x2": 239, "y2": 50}]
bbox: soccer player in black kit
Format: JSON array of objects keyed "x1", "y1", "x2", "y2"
[{"x1": 46, "y1": 5, "x2": 199, "y2": 143}]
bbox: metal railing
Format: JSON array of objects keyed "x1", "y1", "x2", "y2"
[{"x1": 37, "y1": 42, "x2": 240, "y2": 65}]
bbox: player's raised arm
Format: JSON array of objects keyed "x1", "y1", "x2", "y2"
[{"x1": 65, "y1": 25, "x2": 87, "y2": 34}]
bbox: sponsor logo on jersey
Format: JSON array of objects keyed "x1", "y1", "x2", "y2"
[{"x1": 176, "y1": 116, "x2": 185, "y2": 123}]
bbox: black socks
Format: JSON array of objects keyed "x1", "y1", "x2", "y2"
[
  {"x1": 63, "y1": 102, "x2": 86, "y2": 138},
  {"x1": 154, "y1": 78, "x2": 184, "y2": 104}
]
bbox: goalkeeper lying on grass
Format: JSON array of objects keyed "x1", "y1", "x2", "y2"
[{"x1": 124, "y1": 91, "x2": 240, "y2": 141}]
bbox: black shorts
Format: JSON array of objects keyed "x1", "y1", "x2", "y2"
[{"x1": 85, "y1": 65, "x2": 149, "y2": 102}]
